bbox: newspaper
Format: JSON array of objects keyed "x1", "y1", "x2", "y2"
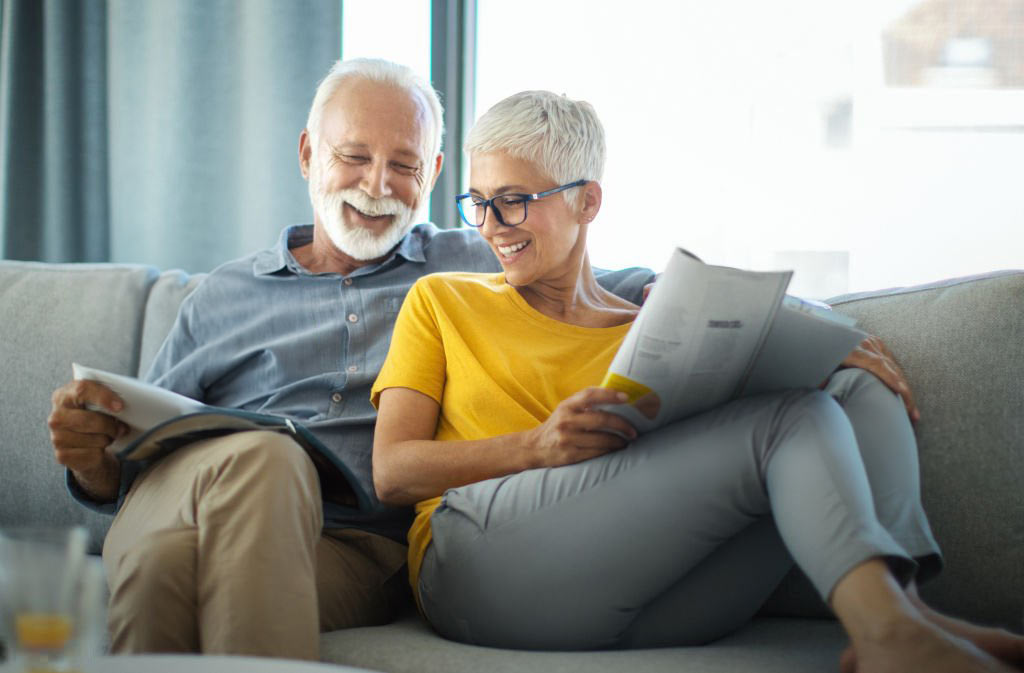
[{"x1": 599, "y1": 248, "x2": 866, "y2": 433}]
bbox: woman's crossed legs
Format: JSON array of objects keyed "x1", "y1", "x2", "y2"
[{"x1": 421, "y1": 370, "x2": 1020, "y2": 670}]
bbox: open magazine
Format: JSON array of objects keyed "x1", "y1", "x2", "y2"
[
  {"x1": 599, "y1": 248, "x2": 866, "y2": 433},
  {"x1": 71, "y1": 364, "x2": 366, "y2": 508}
]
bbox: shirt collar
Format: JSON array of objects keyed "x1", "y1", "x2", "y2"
[
  {"x1": 252, "y1": 225, "x2": 312, "y2": 276},
  {"x1": 391, "y1": 223, "x2": 429, "y2": 264},
  {"x1": 252, "y1": 223, "x2": 432, "y2": 277}
]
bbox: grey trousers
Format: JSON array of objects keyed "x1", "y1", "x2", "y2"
[{"x1": 418, "y1": 368, "x2": 942, "y2": 650}]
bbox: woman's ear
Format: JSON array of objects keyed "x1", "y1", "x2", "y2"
[{"x1": 580, "y1": 180, "x2": 603, "y2": 223}]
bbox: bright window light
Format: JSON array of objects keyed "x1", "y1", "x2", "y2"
[
  {"x1": 475, "y1": 0, "x2": 1024, "y2": 298},
  {"x1": 341, "y1": 1, "x2": 431, "y2": 84}
]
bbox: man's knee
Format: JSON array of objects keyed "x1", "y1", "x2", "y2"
[
  {"x1": 218, "y1": 430, "x2": 315, "y2": 472},
  {"x1": 200, "y1": 431, "x2": 320, "y2": 495}
]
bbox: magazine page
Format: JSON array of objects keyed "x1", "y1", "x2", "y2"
[
  {"x1": 600, "y1": 248, "x2": 790, "y2": 433},
  {"x1": 739, "y1": 296, "x2": 866, "y2": 396},
  {"x1": 72, "y1": 363, "x2": 207, "y2": 452}
]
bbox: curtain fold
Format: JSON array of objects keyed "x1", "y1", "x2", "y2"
[
  {"x1": 1, "y1": 0, "x2": 109, "y2": 262},
  {"x1": 1, "y1": 0, "x2": 341, "y2": 272}
]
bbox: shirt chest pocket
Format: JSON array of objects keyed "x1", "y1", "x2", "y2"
[{"x1": 384, "y1": 296, "x2": 404, "y2": 315}]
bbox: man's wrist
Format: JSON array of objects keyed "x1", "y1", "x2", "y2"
[{"x1": 72, "y1": 453, "x2": 121, "y2": 503}]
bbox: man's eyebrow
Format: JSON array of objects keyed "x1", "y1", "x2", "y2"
[
  {"x1": 327, "y1": 143, "x2": 422, "y2": 163},
  {"x1": 391, "y1": 149, "x2": 423, "y2": 163},
  {"x1": 329, "y1": 142, "x2": 366, "y2": 153}
]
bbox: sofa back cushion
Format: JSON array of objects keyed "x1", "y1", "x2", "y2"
[
  {"x1": 138, "y1": 270, "x2": 206, "y2": 377},
  {"x1": 0, "y1": 262, "x2": 160, "y2": 551}
]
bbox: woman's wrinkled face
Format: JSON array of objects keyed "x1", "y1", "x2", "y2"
[{"x1": 468, "y1": 152, "x2": 589, "y2": 287}]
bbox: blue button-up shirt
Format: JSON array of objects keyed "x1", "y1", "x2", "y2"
[{"x1": 73, "y1": 224, "x2": 654, "y2": 540}]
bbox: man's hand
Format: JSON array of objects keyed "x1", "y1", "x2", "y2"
[
  {"x1": 840, "y1": 335, "x2": 921, "y2": 423},
  {"x1": 48, "y1": 380, "x2": 128, "y2": 501}
]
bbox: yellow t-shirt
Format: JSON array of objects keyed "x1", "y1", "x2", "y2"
[{"x1": 370, "y1": 272, "x2": 633, "y2": 592}]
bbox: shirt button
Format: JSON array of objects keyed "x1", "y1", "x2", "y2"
[
  {"x1": 331, "y1": 393, "x2": 343, "y2": 403},
  {"x1": 347, "y1": 313, "x2": 359, "y2": 323},
  {"x1": 343, "y1": 278, "x2": 353, "y2": 286},
  {"x1": 347, "y1": 365, "x2": 358, "y2": 373}
]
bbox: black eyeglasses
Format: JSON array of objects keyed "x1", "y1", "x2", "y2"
[{"x1": 455, "y1": 179, "x2": 587, "y2": 228}]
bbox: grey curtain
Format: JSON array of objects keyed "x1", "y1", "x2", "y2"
[{"x1": 1, "y1": 0, "x2": 341, "y2": 272}]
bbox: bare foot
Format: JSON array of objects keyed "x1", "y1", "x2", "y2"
[
  {"x1": 910, "y1": 595, "x2": 1024, "y2": 669},
  {"x1": 849, "y1": 618, "x2": 1013, "y2": 673},
  {"x1": 949, "y1": 626, "x2": 1024, "y2": 670}
]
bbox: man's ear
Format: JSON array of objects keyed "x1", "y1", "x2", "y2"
[
  {"x1": 299, "y1": 129, "x2": 313, "y2": 179},
  {"x1": 427, "y1": 152, "x2": 444, "y2": 193},
  {"x1": 581, "y1": 180, "x2": 602, "y2": 223}
]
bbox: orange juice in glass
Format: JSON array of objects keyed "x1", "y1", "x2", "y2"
[
  {"x1": 16, "y1": 613, "x2": 74, "y2": 652},
  {"x1": 0, "y1": 527, "x2": 88, "y2": 672}
]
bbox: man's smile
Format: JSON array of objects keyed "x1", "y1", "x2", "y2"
[{"x1": 343, "y1": 202, "x2": 394, "y2": 225}]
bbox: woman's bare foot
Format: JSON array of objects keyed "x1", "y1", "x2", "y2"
[
  {"x1": 830, "y1": 560, "x2": 1016, "y2": 672},
  {"x1": 848, "y1": 617, "x2": 1011, "y2": 673},
  {"x1": 908, "y1": 593, "x2": 1024, "y2": 669}
]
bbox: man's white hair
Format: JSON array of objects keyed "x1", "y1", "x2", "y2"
[
  {"x1": 464, "y1": 91, "x2": 605, "y2": 206},
  {"x1": 306, "y1": 58, "x2": 444, "y2": 164}
]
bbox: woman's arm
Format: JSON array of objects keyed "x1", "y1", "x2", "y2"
[{"x1": 373, "y1": 386, "x2": 638, "y2": 506}]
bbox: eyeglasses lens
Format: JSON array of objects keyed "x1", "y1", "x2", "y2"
[
  {"x1": 462, "y1": 195, "x2": 528, "y2": 227},
  {"x1": 494, "y1": 196, "x2": 526, "y2": 226}
]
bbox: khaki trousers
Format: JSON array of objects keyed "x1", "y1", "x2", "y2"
[{"x1": 102, "y1": 431, "x2": 407, "y2": 660}]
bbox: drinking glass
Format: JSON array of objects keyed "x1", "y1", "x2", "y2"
[{"x1": 0, "y1": 526, "x2": 89, "y2": 672}]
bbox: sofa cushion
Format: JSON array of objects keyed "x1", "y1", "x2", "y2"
[
  {"x1": 137, "y1": 269, "x2": 205, "y2": 377},
  {"x1": 320, "y1": 613, "x2": 846, "y2": 673},
  {"x1": 0, "y1": 261, "x2": 160, "y2": 553}
]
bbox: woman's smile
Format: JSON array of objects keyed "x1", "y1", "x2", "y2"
[{"x1": 496, "y1": 239, "x2": 532, "y2": 260}]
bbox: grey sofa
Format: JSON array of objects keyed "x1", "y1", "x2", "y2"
[{"x1": 1, "y1": 260, "x2": 1021, "y2": 673}]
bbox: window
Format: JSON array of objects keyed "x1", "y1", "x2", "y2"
[
  {"x1": 342, "y1": 1, "x2": 431, "y2": 84},
  {"x1": 474, "y1": 0, "x2": 1024, "y2": 298}
]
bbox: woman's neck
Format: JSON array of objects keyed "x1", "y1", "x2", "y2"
[{"x1": 515, "y1": 255, "x2": 637, "y2": 328}]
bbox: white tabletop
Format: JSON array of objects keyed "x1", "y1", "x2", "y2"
[{"x1": 3, "y1": 654, "x2": 379, "y2": 673}]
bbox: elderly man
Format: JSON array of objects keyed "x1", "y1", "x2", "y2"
[{"x1": 46, "y1": 58, "x2": 652, "y2": 659}]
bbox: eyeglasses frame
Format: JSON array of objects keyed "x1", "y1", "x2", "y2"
[{"x1": 455, "y1": 179, "x2": 588, "y2": 228}]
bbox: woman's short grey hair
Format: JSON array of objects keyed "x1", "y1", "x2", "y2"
[
  {"x1": 465, "y1": 91, "x2": 605, "y2": 206},
  {"x1": 306, "y1": 58, "x2": 444, "y2": 162}
]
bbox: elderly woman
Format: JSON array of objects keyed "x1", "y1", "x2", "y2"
[{"x1": 371, "y1": 91, "x2": 1023, "y2": 672}]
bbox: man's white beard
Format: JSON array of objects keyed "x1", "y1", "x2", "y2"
[{"x1": 309, "y1": 167, "x2": 422, "y2": 261}]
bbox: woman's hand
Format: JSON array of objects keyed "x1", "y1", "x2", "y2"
[
  {"x1": 840, "y1": 335, "x2": 920, "y2": 423},
  {"x1": 523, "y1": 387, "x2": 638, "y2": 468}
]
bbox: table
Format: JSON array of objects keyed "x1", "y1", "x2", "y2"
[{"x1": 2, "y1": 654, "x2": 380, "y2": 673}]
